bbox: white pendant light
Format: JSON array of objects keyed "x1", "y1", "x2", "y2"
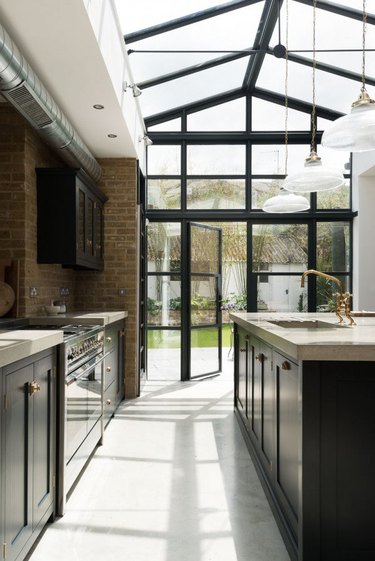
[
  {"x1": 321, "y1": 89, "x2": 375, "y2": 152},
  {"x1": 263, "y1": 188, "x2": 310, "y2": 213},
  {"x1": 322, "y1": 1, "x2": 375, "y2": 152},
  {"x1": 283, "y1": 150, "x2": 344, "y2": 192},
  {"x1": 283, "y1": 0, "x2": 344, "y2": 193}
]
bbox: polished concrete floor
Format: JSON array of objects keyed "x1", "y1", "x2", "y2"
[{"x1": 29, "y1": 371, "x2": 290, "y2": 561}]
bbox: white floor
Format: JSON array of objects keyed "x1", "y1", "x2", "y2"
[{"x1": 28, "y1": 370, "x2": 290, "y2": 561}]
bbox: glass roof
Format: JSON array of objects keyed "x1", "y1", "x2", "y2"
[{"x1": 114, "y1": 0, "x2": 375, "y2": 121}]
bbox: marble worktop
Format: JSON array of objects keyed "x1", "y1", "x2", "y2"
[
  {"x1": 27, "y1": 310, "x2": 128, "y2": 326},
  {"x1": 0, "y1": 329, "x2": 63, "y2": 368},
  {"x1": 229, "y1": 312, "x2": 375, "y2": 361}
]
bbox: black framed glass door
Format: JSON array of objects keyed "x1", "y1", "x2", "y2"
[{"x1": 188, "y1": 223, "x2": 222, "y2": 379}]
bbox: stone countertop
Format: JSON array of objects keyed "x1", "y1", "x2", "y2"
[
  {"x1": 0, "y1": 330, "x2": 63, "y2": 368},
  {"x1": 229, "y1": 312, "x2": 375, "y2": 361},
  {"x1": 27, "y1": 310, "x2": 128, "y2": 326}
]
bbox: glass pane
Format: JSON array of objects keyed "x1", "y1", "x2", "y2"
[
  {"x1": 252, "y1": 224, "x2": 308, "y2": 272},
  {"x1": 147, "y1": 222, "x2": 181, "y2": 272},
  {"x1": 147, "y1": 330, "x2": 181, "y2": 381},
  {"x1": 139, "y1": 58, "x2": 250, "y2": 117},
  {"x1": 187, "y1": 98, "x2": 246, "y2": 131},
  {"x1": 187, "y1": 145, "x2": 246, "y2": 174},
  {"x1": 191, "y1": 327, "x2": 220, "y2": 377},
  {"x1": 147, "y1": 179, "x2": 181, "y2": 209},
  {"x1": 147, "y1": 276, "x2": 181, "y2": 326},
  {"x1": 255, "y1": 275, "x2": 308, "y2": 313},
  {"x1": 148, "y1": 118, "x2": 181, "y2": 132},
  {"x1": 147, "y1": 145, "x2": 181, "y2": 175},
  {"x1": 78, "y1": 189, "x2": 85, "y2": 253},
  {"x1": 317, "y1": 179, "x2": 350, "y2": 209},
  {"x1": 87, "y1": 198, "x2": 94, "y2": 256},
  {"x1": 257, "y1": 56, "x2": 364, "y2": 114},
  {"x1": 252, "y1": 144, "x2": 310, "y2": 175},
  {"x1": 316, "y1": 275, "x2": 350, "y2": 313},
  {"x1": 191, "y1": 226, "x2": 219, "y2": 273},
  {"x1": 187, "y1": 179, "x2": 245, "y2": 209},
  {"x1": 191, "y1": 276, "x2": 217, "y2": 326},
  {"x1": 317, "y1": 222, "x2": 350, "y2": 272},
  {"x1": 252, "y1": 98, "x2": 310, "y2": 131}
]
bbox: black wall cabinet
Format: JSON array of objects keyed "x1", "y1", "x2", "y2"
[{"x1": 36, "y1": 168, "x2": 107, "y2": 271}]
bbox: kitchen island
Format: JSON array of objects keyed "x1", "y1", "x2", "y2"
[{"x1": 230, "y1": 312, "x2": 375, "y2": 561}]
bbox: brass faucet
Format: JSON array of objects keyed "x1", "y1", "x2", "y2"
[{"x1": 300, "y1": 269, "x2": 356, "y2": 326}]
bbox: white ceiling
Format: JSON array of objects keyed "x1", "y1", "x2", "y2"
[{"x1": 0, "y1": 0, "x2": 138, "y2": 158}]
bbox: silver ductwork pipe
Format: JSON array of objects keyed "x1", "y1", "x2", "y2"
[{"x1": 0, "y1": 22, "x2": 102, "y2": 182}]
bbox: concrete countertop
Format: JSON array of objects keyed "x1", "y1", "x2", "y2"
[
  {"x1": 229, "y1": 312, "x2": 375, "y2": 361},
  {"x1": 0, "y1": 330, "x2": 63, "y2": 368},
  {"x1": 28, "y1": 310, "x2": 128, "y2": 326}
]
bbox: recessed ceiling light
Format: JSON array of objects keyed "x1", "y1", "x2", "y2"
[
  {"x1": 107, "y1": 133, "x2": 117, "y2": 138},
  {"x1": 93, "y1": 104, "x2": 104, "y2": 110}
]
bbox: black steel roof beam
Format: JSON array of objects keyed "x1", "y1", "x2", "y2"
[
  {"x1": 145, "y1": 88, "x2": 246, "y2": 126},
  {"x1": 147, "y1": 131, "x2": 318, "y2": 143},
  {"x1": 124, "y1": 0, "x2": 262, "y2": 44},
  {"x1": 253, "y1": 86, "x2": 344, "y2": 120},
  {"x1": 145, "y1": 84, "x2": 343, "y2": 128},
  {"x1": 243, "y1": 0, "x2": 283, "y2": 92},
  {"x1": 138, "y1": 50, "x2": 251, "y2": 90},
  {"x1": 293, "y1": 0, "x2": 375, "y2": 25},
  {"x1": 266, "y1": 48, "x2": 375, "y2": 86}
]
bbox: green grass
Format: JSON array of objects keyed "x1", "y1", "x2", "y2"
[{"x1": 147, "y1": 323, "x2": 232, "y2": 349}]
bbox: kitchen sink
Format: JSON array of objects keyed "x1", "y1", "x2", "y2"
[{"x1": 267, "y1": 319, "x2": 339, "y2": 329}]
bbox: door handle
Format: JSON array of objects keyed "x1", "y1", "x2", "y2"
[{"x1": 29, "y1": 381, "x2": 41, "y2": 395}]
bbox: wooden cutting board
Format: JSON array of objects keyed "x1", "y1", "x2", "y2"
[{"x1": 0, "y1": 281, "x2": 15, "y2": 317}]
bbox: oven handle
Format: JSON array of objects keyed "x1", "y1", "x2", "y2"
[{"x1": 66, "y1": 351, "x2": 111, "y2": 386}]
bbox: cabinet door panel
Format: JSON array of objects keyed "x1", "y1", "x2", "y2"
[
  {"x1": 252, "y1": 342, "x2": 262, "y2": 442},
  {"x1": 261, "y1": 344, "x2": 274, "y2": 470},
  {"x1": 32, "y1": 356, "x2": 55, "y2": 527},
  {"x1": 237, "y1": 330, "x2": 247, "y2": 416},
  {"x1": 275, "y1": 354, "x2": 299, "y2": 536},
  {"x1": 4, "y1": 365, "x2": 33, "y2": 560}
]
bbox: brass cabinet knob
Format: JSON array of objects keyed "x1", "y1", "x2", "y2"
[
  {"x1": 106, "y1": 366, "x2": 111, "y2": 372},
  {"x1": 244, "y1": 335, "x2": 249, "y2": 341},
  {"x1": 255, "y1": 353, "x2": 264, "y2": 362},
  {"x1": 239, "y1": 348, "x2": 246, "y2": 352},
  {"x1": 106, "y1": 336, "x2": 112, "y2": 342},
  {"x1": 29, "y1": 381, "x2": 41, "y2": 395},
  {"x1": 106, "y1": 399, "x2": 112, "y2": 405},
  {"x1": 282, "y1": 360, "x2": 291, "y2": 370}
]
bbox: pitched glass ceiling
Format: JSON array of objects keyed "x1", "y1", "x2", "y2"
[{"x1": 114, "y1": 0, "x2": 375, "y2": 121}]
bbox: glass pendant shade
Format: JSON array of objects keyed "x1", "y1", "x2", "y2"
[
  {"x1": 262, "y1": 188, "x2": 310, "y2": 213},
  {"x1": 283, "y1": 151, "x2": 345, "y2": 193},
  {"x1": 321, "y1": 90, "x2": 375, "y2": 152}
]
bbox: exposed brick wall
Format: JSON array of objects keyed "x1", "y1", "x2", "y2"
[
  {"x1": 0, "y1": 103, "x2": 139, "y2": 398},
  {"x1": 75, "y1": 158, "x2": 139, "y2": 398},
  {"x1": 0, "y1": 104, "x2": 76, "y2": 315}
]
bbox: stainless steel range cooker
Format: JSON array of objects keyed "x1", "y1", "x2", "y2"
[{"x1": 24, "y1": 323, "x2": 107, "y2": 515}]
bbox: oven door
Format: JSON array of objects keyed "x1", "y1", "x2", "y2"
[{"x1": 65, "y1": 352, "x2": 105, "y2": 464}]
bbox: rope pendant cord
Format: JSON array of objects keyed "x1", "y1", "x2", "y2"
[
  {"x1": 362, "y1": 0, "x2": 367, "y2": 93},
  {"x1": 311, "y1": 0, "x2": 317, "y2": 154},
  {"x1": 284, "y1": 0, "x2": 289, "y2": 176}
]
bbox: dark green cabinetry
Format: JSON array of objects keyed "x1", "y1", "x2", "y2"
[
  {"x1": 36, "y1": 168, "x2": 107, "y2": 271},
  {"x1": 234, "y1": 323, "x2": 375, "y2": 561},
  {"x1": 1, "y1": 349, "x2": 56, "y2": 561},
  {"x1": 103, "y1": 320, "x2": 125, "y2": 427}
]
